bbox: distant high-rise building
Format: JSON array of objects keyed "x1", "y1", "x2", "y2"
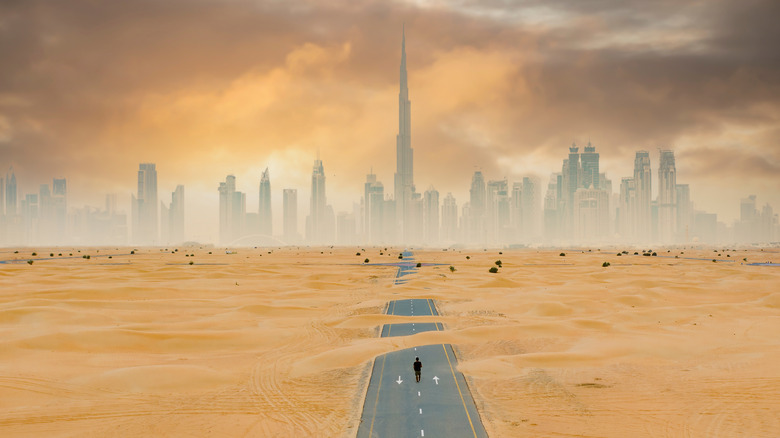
[
  {"x1": 423, "y1": 186, "x2": 439, "y2": 245},
  {"x1": 5, "y1": 168, "x2": 17, "y2": 217},
  {"x1": 283, "y1": 188, "x2": 298, "y2": 243},
  {"x1": 676, "y1": 184, "x2": 692, "y2": 242},
  {"x1": 0, "y1": 176, "x2": 4, "y2": 217},
  {"x1": 543, "y1": 175, "x2": 558, "y2": 242},
  {"x1": 21, "y1": 193, "x2": 39, "y2": 244},
  {"x1": 364, "y1": 171, "x2": 385, "y2": 243},
  {"x1": 441, "y1": 193, "x2": 458, "y2": 243},
  {"x1": 618, "y1": 177, "x2": 635, "y2": 240},
  {"x1": 167, "y1": 185, "x2": 185, "y2": 243},
  {"x1": 486, "y1": 179, "x2": 508, "y2": 244},
  {"x1": 337, "y1": 211, "x2": 357, "y2": 245},
  {"x1": 394, "y1": 27, "x2": 415, "y2": 241},
  {"x1": 573, "y1": 187, "x2": 609, "y2": 241},
  {"x1": 132, "y1": 163, "x2": 158, "y2": 245},
  {"x1": 521, "y1": 177, "x2": 539, "y2": 240},
  {"x1": 258, "y1": 168, "x2": 272, "y2": 236},
  {"x1": 307, "y1": 158, "x2": 330, "y2": 243},
  {"x1": 658, "y1": 150, "x2": 677, "y2": 242},
  {"x1": 580, "y1": 142, "x2": 599, "y2": 189},
  {"x1": 633, "y1": 151, "x2": 652, "y2": 240},
  {"x1": 218, "y1": 175, "x2": 245, "y2": 244},
  {"x1": 51, "y1": 178, "x2": 67, "y2": 239},
  {"x1": 469, "y1": 171, "x2": 486, "y2": 243}
]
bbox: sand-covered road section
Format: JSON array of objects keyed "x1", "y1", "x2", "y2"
[{"x1": 0, "y1": 247, "x2": 779, "y2": 437}]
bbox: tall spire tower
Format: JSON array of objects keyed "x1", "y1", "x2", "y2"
[{"x1": 394, "y1": 25, "x2": 414, "y2": 240}]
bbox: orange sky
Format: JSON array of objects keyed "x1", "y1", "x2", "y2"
[{"x1": 1, "y1": 0, "x2": 779, "y2": 241}]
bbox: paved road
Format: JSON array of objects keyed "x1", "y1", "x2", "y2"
[{"x1": 357, "y1": 298, "x2": 488, "y2": 438}]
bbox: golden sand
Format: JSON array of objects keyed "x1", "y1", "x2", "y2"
[{"x1": 0, "y1": 247, "x2": 778, "y2": 437}]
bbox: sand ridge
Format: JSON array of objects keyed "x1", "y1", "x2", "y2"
[{"x1": 0, "y1": 246, "x2": 778, "y2": 436}]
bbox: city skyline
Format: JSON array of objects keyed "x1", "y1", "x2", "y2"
[{"x1": 1, "y1": 1, "x2": 779, "y2": 243}]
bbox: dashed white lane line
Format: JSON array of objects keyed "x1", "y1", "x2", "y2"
[
  {"x1": 419, "y1": 408, "x2": 422, "y2": 414},
  {"x1": 421, "y1": 430, "x2": 425, "y2": 436},
  {"x1": 418, "y1": 391, "x2": 421, "y2": 396}
]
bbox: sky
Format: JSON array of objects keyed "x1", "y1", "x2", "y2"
[{"x1": 1, "y1": 0, "x2": 779, "y2": 242}]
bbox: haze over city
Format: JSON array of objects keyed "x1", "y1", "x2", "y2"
[{"x1": 2, "y1": 0, "x2": 779, "y2": 245}]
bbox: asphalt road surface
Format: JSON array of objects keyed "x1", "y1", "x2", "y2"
[{"x1": 357, "y1": 298, "x2": 488, "y2": 438}]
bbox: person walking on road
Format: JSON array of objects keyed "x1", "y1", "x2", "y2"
[{"x1": 413, "y1": 357, "x2": 422, "y2": 383}]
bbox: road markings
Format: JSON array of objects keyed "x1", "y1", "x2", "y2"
[
  {"x1": 433, "y1": 376, "x2": 440, "y2": 385},
  {"x1": 418, "y1": 391, "x2": 421, "y2": 397},
  {"x1": 427, "y1": 298, "x2": 479, "y2": 438},
  {"x1": 396, "y1": 376, "x2": 403, "y2": 384},
  {"x1": 421, "y1": 430, "x2": 425, "y2": 436}
]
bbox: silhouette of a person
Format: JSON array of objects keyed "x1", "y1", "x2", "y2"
[{"x1": 413, "y1": 357, "x2": 422, "y2": 383}]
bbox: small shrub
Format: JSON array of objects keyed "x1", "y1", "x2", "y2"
[
  {"x1": 189, "y1": 261, "x2": 194, "y2": 265},
  {"x1": 86, "y1": 255, "x2": 91, "y2": 260},
  {"x1": 27, "y1": 260, "x2": 33, "y2": 265},
  {"x1": 602, "y1": 262, "x2": 610, "y2": 267},
  {"x1": 14, "y1": 250, "x2": 18, "y2": 254},
  {"x1": 466, "y1": 256, "x2": 470, "y2": 260},
  {"x1": 130, "y1": 250, "x2": 135, "y2": 254},
  {"x1": 209, "y1": 251, "x2": 212, "y2": 254},
  {"x1": 58, "y1": 253, "x2": 62, "y2": 256},
  {"x1": 364, "y1": 258, "x2": 370, "y2": 263},
  {"x1": 489, "y1": 266, "x2": 499, "y2": 273},
  {"x1": 643, "y1": 253, "x2": 651, "y2": 257},
  {"x1": 712, "y1": 259, "x2": 717, "y2": 263},
  {"x1": 416, "y1": 262, "x2": 422, "y2": 267},
  {"x1": 616, "y1": 253, "x2": 622, "y2": 256},
  {"x1": 50, "y1": 253, "x2": 54, "y2": 257},
  {"x1": 675, "y1": 255, "x2": 679, "y2": 258},
  {"x1": 743, "y1": 258, "x2": 747, "y2": 262},
  {"x1": 356, "y1": 252, "x2": 361, "y2": 256},
  {"x1": 108, "y1": 256, "x2": 112, "y2": 259},
  {"x1": 495, "y1": 260, "x2": 502, "y2": 267},
  {"x1": 449, "y1": 266, "x2": 456, "y2": 272},
  {"x1": 634, "y1": 252, "x2": 639, "y2": 255},
  {"x1": 499, "y1": 251, "x2": 503, "y2": 255},
  {"x1": 398, "y1": 255, "x2": 403, "y2": 259},
  {"x1": 559, "y1": 253, "x2": 565, "y2": 257},
  {"x1": 32, "y1": 252, "x2": 37, "y2": 256},
  {"x1": 652, "y1": 252, "x2": 657, "y2": 256}
]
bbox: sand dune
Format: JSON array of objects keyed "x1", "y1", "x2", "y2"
[{"x1": 0, "y1": 246, "x2": 778, "y2": 436}]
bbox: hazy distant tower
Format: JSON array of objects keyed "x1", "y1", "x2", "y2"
[
  {"x1": 5, "y1": 168, "x2": 17, "y2": 216},
  {"x1": 307, "y1": 158, "x2": 328, "y2": 243},
  {"x1": 658, "y1": 150, "x2": 677, "y2": 242},
  {"x1": 633, "y1": 151, "x2": 652, "y2": 240},
  {"x1": 169, "y1": 185, "x2": 185, "y2": 243},
  {"x1": 132, "y1": 163, "x2": 158, "y2": 245},
  {"x1": 394, "y1": 26, "x2": 415, "y2": 241},
  {"x1": 259, "y1": 168, "x2": 272, "y2": 236},
  {"x1": 283, "y1": 188, "x2": 298, "y2": 243}
]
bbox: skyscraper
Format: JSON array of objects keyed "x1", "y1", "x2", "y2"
[
  {"x1": 441, "y1": 193, "x2": 458, "y2": 243},
  {"x1": 218, "y1": 175, "x2": 245, "y2": 244},
  {"x1": 364, "y1": 171, "x2": 385, "y2": 243},
  {"x1": 657, "y1": 150, "x2": 677, "y2": 242},
  {"x1": 169, "y1": 185, "x2": 185, "y2": 243},
  {"x1": 52, "y1": 178, "x2": 67, "y2": 239},
  {"x1": 580, "y1": 141, "x2": 599, "y2": 190},
  {"x1": 132, "y1": 163, "x2": 158, "y2": 245},
  {"x1": 394, "y1": 27, "x2": 415, "y2": 241},
  {"x1": 522, "y1": 177, "x2": 539, "y2": 240},
  {"x1": 469, "y1": 171, "x2": 485, "y2": 243},
  {"x1": 633, "y1": 151, "x2": 652, "y2": 240},
  {"x1": 423, "y1": 186, "x2": 439, "y2": 245},
  {"x1": 258, "y1": 168, "x2": 272, "y2": 236},
  {"x1": 307, "y1": 158, "x2": 328, "y2": 243},
  {"x1": 283, "y1": 188, "x2": 298, "y2": 243},
  {"x1": 5, "y1": 168, "x2": 17, "y2": 217}
]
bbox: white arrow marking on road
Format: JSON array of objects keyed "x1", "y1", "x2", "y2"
[
  {"x1": 396, "y1": 376, "x2": 403, "y2": 384},
  {"x1": 433, "y1": 376, "x2": 440, "y2": 385}
]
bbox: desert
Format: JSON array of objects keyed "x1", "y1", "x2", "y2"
[{"x1": 1, "y1": 247, "x2": 779, "y2": 437}]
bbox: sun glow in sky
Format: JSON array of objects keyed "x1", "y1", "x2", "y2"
[{"x1": 1, "y1": 0, "x2": 779, "y2": 242}]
